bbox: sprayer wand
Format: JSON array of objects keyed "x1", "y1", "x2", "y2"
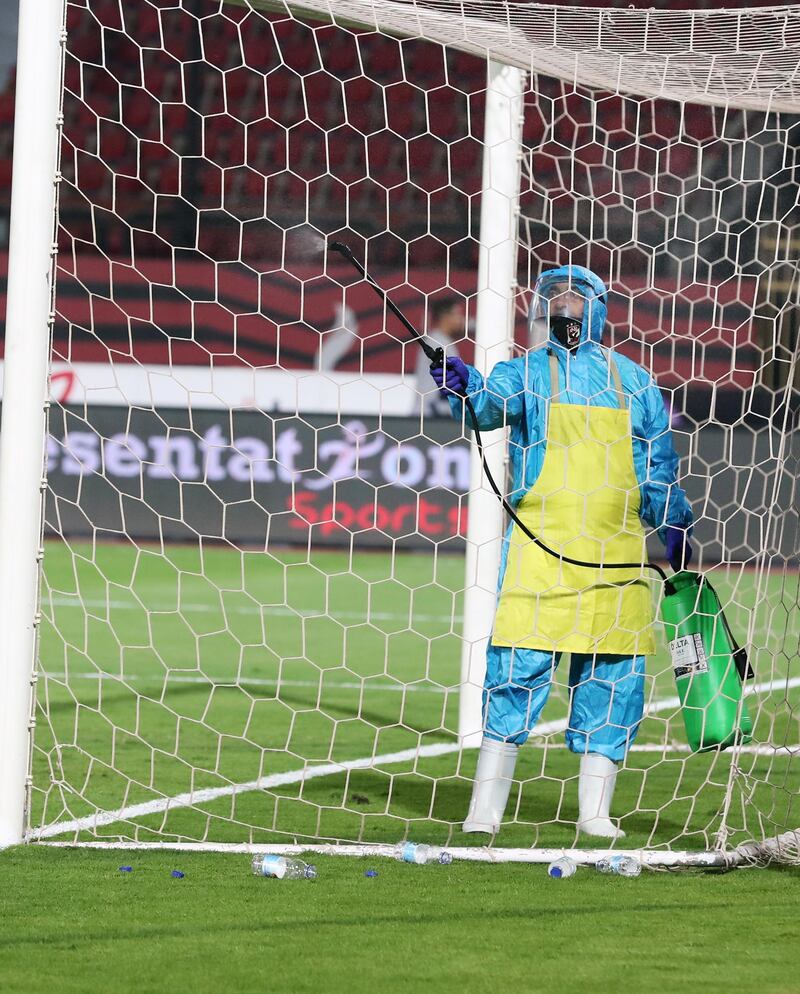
[
  {"x1": 328, "y1": 241, "x2": 444, "y2": 366},
  {"x1": 326, "y1": 240, "x2": 668, "y2": 584}
]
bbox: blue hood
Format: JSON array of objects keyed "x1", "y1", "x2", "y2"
[{"x1": 531, "y1": 265, "x2": 609, "y2": 348}]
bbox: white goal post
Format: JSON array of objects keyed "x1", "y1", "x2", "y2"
[
  {"x1": 0, "y1": 0, "x2": 64, "y2": 847},
  {"x1": 0, "y1": 0, "x2": 799, "y2": 867}
]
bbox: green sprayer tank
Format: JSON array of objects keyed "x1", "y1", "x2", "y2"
[{"x1": 659, "y1": 571, "x2": 753, "y2": 752}]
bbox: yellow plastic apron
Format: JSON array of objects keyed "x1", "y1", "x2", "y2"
[{"x1": 492, "y1": 350, "x2": 655, "y2": 655}]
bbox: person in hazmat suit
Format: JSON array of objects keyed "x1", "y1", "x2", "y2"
[{"x1": 430, "y1": 265, "x2": 694, "y2": 838}]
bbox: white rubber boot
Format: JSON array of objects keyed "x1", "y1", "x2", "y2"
[
  {"x1": 578, "y1": 753, "x2": 626, "y2": 839},
  {"x1": 462, "y1": 738, "x2": 519, "y2": 834}
]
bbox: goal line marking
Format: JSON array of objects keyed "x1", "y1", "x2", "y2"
[{"x1": 30, "y1": 674, "x2": 800, "y2": 841}]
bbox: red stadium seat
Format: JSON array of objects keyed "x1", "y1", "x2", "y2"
[
  {"x1": 123, "y1": 3, "x2": 161, "y2": 46},
  {"x1": 363, "y1": 35, "x2": 402, "y2": 78},
  {"x1": 65, "y1": 6, "x2": 85, "y2": 33},
  {"x1": 324, "y1": 37, "x2": 359, "y2": 77},
  {"x1": 99, "y1": 124, "x2": 132, "y2": 163},
  {"x1": 449, "y1": 139, "x2": 481, "y2": 193},
  {"x1": 450, "y1": 50, "x2": 485, "y2": 91},
  {"x1": 161, "y1": 103, "x2": 190, "y2": 137},
  {"x1": 202, "y1": 15, "x2": 240, "y2": 69},
  {"x1": 405, "y1": 40, "x2": 447, "y2": 86},
  {"x1": 122, "y1": 90, "x2": 157, "y2": 133},
  {"x1": 225, "y1": 67, "x2": 255, "y2": 101},
  {"x1": 426, "y1": 88, "x2": 466, "y2": 142},
  {"x1": 87, "y1": 0, "x2": 123, "y2": 30},
  {"x1": 115, "y1": 174, "x2": 152, "y2": 210},
  {"x1": 408, "y1": 136, "x2": 447, "y2": 192},
  {"x1": 76, "y1": 153, "x2": 110, "y2": 192},
  {"x1": 303, "y1": 71, "x2": 335, "y2": 107},
  {"x1": 243, "y1": 168, "x2": 267, "y2": 200},
  {"x1": 247, "y1": 118, "x2": 285, "y2": 170},
  {"x1": 0, "y1": 92, "x2": 15, "y2": 125},
  {"x1": 266, "y1": 69, "x2": 293, "y2": 101},
  {"x1": 67, "y1": 22, "x2": 103, "y2": 63},
  {"x1": 366, "y1": 136, "x2": 392, "y2": 171},
  {"x1": 272, "y1": 19, "x2": 318, "y2": 75},
  {"x1": 200, "y1": 164, "x2": 223, "y2": 207},
  {"x1": 142, "y1": 65, "x2": 167, "y2": 99}
]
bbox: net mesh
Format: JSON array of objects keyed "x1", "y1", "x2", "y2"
[
  {"x1": 13, "y1": 0, "x2": 799, "y2": 857},
  {"x1": 246, "y1": 0, "x2": 800, "y2": 112}
]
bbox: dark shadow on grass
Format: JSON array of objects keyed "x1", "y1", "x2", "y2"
[
  {"x1": 267, "y1": 686, "x2": 421, "y2": 731},
  {"x1": 0, "y1": 900, "x2": 737, "y2": 950}
]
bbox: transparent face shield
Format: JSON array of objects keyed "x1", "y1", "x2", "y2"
[{"x1": 528, "y1": 277, "x2": 594, "y2": 350}]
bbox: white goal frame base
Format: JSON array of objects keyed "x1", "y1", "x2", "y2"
[{"x1": 32, "y1": 832, "x2": 800, "y2": 868}]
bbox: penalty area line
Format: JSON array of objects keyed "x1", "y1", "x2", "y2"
[{"x1": 29, "y1": 741, "x2": 462, "y2": 841}]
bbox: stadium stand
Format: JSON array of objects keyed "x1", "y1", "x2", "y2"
[{"x1": 0, "y1": 0, "x2": 784, "y2": 423}]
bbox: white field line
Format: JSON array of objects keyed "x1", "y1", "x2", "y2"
[
  {"x1": 29, "y1": 742, "x2": 460, "y2": 840},
  {"x1": 31, "y1": 674, "x2": 800, "y2": 841},
  {"x1": 43, "y1": 672, "x2": 454, "y2": 695},
  {"x1": 45, "y1": 595, "x2": 458, "y2": 625},
  {"x1": 618, "y1": 742, "x2": 798, "y2": 756},
  {"x1": 629, "y1": 673, "x2": 800, "y2": 716},
  {"x1": 36, "y1": 840, "x2": 769, "y2": 868},
  {"x1": 40, "y1": 670, "x2": 800, "y2": 701}
]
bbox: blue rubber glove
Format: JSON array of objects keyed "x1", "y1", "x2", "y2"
[
  {"x1": 665, "y1": 526, "x2": 693, "y2": 572},
  {"x1": 430, "y1": 356, "x2": 470, "y2": 396}
]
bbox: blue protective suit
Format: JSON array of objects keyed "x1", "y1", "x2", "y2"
[{"x1": 450, "y1": 265, "x2": 694, "y2": 759}]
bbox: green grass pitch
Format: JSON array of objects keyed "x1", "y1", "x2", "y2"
[
  {"x1": 29, "y1": 540, "x2": 799, "y2": 850},
  {"x1": 2, "y1": 540, "x2": 798, "y2": 992},
  {"x1": 2, "y1": 848, "x2": 799, "y2": 994}
]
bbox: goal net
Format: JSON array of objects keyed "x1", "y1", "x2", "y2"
[{"x1": 5, "y1": 0, "x2": 799, "y2": 865}]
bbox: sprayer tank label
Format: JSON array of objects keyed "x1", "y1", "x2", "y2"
[{"x1": 670, "y1": 633, "x2": 709, "y2": 679}]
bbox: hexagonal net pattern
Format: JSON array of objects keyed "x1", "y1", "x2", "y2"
[{"x1": 23, "y1": 0, "x2": 800, "y2": 862}]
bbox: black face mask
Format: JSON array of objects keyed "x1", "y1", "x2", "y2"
[{"x1": 550, "y1": 314, "x2": 582, "y2": 352}]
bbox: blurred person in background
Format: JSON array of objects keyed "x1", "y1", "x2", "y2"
[{"x1": 415, "y1": 296, "x2": 466, "y2": 416}]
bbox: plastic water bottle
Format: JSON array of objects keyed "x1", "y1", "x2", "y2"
[
  {"x1": 595, "y1": 855, "x2": 641, "y2": 877},
  {"x1": 547, "y1": 857, "x2": 577, "y2": 878},
  {"x1": 251, "y1": 854, "x2": 317, "y2": 879},
  {"x1": 393, "y1": 842, "x2": 453, "y2": 865}
]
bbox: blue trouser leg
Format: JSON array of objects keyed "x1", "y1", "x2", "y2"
[
  {"x1": 566, "y1": 653, "x2": 646, "y2": 762},
  {"x1": 483, "y1": 645, "x2": 646, "y2": 758},
  {"x1": 483, "y1": 643, "x2": 561, "y2": 745}
]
